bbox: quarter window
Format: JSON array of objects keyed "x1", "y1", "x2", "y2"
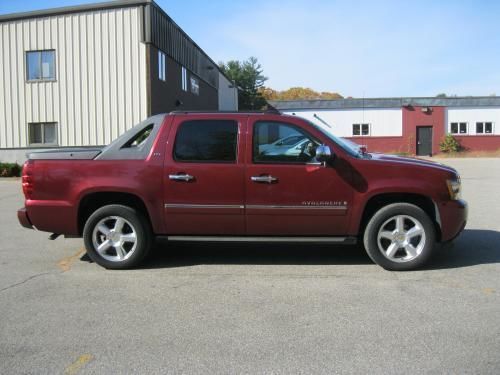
[
  {"x1": 476, "y1": 122, "x2": 493, "y2": 134},
  {"x1": 158, "y1": 51, "x2": 166, "y2": 81},
  {"x1": 28, "y1": 122, "x2": 57, "y2": 145},
  {"x1": 123, "y1": 124, "x2": 154, "y2": 148},
  {"x1": 253, "y1": 121, "x2": 320, "y2": 164},
  {"x1": 26, "y1": 50, "x2": 56, "y2": 81},
  {"x1": 352, "y1": 123, "x2": 370, "y2": 136},
  {"x1": 174, "y1": 120, "x2": 238, "y2": 162},
  {"x1": 450, "y1": 122, "x2": 467, "y2": 134}
]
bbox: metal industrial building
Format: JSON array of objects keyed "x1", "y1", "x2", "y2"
[
  {"x1": 0, "y1": 0, "x2": 238, "y2": 162},
  {"x1": 270, "y1": 97, "x2": 500, "y2": 156}
]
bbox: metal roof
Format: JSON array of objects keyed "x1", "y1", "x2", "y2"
[
  {"x1": 269, "y1": 96, "x2": 500, "y2": 110},
  {"x1": 0, "y1": 0, "x2": 149, "y2": 21}
]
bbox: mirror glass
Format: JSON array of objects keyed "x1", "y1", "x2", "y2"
[{"x1": 315, "y1": 145, "x2": 333, "y2": 162}]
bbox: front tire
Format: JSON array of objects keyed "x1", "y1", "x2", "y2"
[
  {"x1": 83, "y1": 204, "x2": 152, "y2": 269},
  {"x1": 363, "y1": 203, "x2": 436, "y2": 271}
]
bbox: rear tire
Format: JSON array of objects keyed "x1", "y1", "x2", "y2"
[
  {"x1": 363, "y1": 203, "x2": 435, "y2": 271},
  {"x1": 83, "y1": 204, "x2": 152, "y2": 269}
]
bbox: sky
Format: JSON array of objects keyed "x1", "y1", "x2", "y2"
[{"x1": 2, "y1": 0, "x2": 500, "y2": 98}]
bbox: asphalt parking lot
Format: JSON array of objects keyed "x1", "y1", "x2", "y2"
[{"x1": 1, "y1": 158, "x2": 499, "y2": 374}]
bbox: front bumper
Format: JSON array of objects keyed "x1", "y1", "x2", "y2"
[
  {"x1": 438, "y1": 199, "x2": 468, "y2": 242},
  {"x1": 17, "y1": 207, "x2": 33, "y2": 229}
]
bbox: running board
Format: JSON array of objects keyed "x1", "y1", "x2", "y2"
[{"x1": 164, "y1": 236, "x2": 357, "y2": 244}]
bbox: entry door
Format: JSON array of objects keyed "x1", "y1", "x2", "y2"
[
  {"x1": 163, "y1": 116, "x2": 246, "y2": 235},
  {"x1": 417, "y1": 126, "x2": 433, "y2": 156},
  {"x1": 245, "y1": 118, "x2": 353, "y2": 236}
]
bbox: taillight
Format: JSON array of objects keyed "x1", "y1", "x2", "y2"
[{"x1": 22, "y1": 160, "x2": 34, "y2": 199}]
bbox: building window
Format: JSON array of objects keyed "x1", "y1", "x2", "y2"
[
  {"x1": 352, "y1": 123, "x2": 370, "y2": 136},
  {"x1": 476, "y1": 122, "x2": 493, "y2": 134},
  {"x1": 174, "y1": 120, "x2": 238, "y2": 162},
  {"x1": 158, "y1": 51, "x2": 166, "y2": 81},
  {"x1": 28, "y1": 123, "x2": 58, "y2": 146},
  {"x1": 190, "y1": 77, "x2": 199, "y2": 95},
  {"x1": 181, "y1": 66, "x2": 188, "y2": 91},
  {"x1": 450, "y1": 122, "x2": 467, "y2": 134},
  {"x1": 26, "y1": 50, "x2": 56, "y2": 81}
]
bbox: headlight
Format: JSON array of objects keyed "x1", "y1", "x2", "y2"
[{"x1": 446, "y1": 177, "x2": 461, "y2": 200}]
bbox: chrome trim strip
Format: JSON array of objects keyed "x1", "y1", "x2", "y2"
[
  {"x1": 246, "y1": 205, "x2": 347, "y2": 210},
  {"x1": 165, "y1": 204, "x2": 244, "y2": 209},
  {"x1": 164, "y1": 204, "x2": 347, "y2": 210},
  {"x1": 167, "y1": 236, "x2": 351, "y2": 243}
]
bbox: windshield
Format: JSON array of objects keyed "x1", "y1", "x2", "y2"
[{"x1": 303, "y1": 119, "x2": 362, "y2": 158}]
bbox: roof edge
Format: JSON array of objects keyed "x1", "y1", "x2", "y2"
[
  {"x1": 0, "y1": 0, "x2": 151, "y2": 22},
  {"x1": 269, "y1": 96, "x2": 500, "y2": 110}
]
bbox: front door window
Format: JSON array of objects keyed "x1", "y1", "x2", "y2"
[{"x1": 253, "y1": 121, "x2": 320, "y2": 164}]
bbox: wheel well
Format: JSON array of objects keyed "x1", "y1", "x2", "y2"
[
  {"x1": 359, "y1": 193, "x2": 441, "y2": 241},
  {"x1": 77, "y1": 192, "x2": 151, "y2": 235}
]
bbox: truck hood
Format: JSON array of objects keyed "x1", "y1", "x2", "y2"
[{"x1": 369, "y1": 153, "x2": 457, "y2": 174}]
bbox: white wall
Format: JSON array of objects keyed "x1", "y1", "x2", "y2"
[
  {"x1": 282, "y1": 108, "x2": 403, "y2": 137},
  {"x1": 0, "y1": 6, "x2": 148, "y2": 149},
  {"x1": 218, "y1": 72, "x2": 238, "y2": 111},
  {"x1": 446, "y1": 107, "x2": 500, "y2": 135}
]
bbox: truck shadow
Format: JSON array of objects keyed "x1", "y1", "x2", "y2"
[
  {"x1": 134, "y1": 229, "x2": 500, "y2": 270},
  {"x1": 425, "y1": 229, "x2": 500, "y2": 270}
]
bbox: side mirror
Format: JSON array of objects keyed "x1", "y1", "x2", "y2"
[{"x1": 316, "y1": 145, "x2": 334, "y2": 163}]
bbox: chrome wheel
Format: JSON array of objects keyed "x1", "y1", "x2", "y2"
[
  {"x1": 377, "y1": 215, "x2": 426, "y2": 263},
  {"x1": 91, "y1": 216, "x2": 138, "y2": 262}
]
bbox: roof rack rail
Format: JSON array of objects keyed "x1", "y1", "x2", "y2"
[{"x1": 168, "y1": 109, "x2": 282, "y2": 115}]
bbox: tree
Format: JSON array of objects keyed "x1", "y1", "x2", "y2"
[
  {"x1": 219, "y1": 57, "x2": 268, "y2": 110},
  {"x1": 260, "y1": 87, "x2": 343, "y2": 101}
]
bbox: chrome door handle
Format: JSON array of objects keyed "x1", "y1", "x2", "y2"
[
  {"x1": 251, "y1": 175, "x2": 278, "y2": 184},
  {"x1": 169, "y1": 173, "x2": 194, "y2": 182}
]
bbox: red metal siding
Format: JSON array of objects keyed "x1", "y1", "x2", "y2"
[
  {"x1": 402, "y1": 106, "x2": 445, "y2": 155},
  {"x1": 454, "y1": 135, "x2": 500, "y2": 151}
]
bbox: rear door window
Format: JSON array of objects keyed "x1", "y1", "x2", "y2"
[{"x1": 174, "y1": 120, "x2": 238, "y2": 162}]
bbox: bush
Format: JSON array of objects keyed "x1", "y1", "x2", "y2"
[
  {"x1": 439, "y1": 134, "x2": 461, "y2": 153},
  {"x1": 0, "y1": 162, "x2": 22, "y2": 177}
]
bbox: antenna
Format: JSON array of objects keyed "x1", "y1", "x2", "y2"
[
  {"x1": 313, "y1": 113, "x2": 332, "y2": 128},
  {"x1": 359, "y1": 91, "x2": 368, "y2": 153},
  {"x1": 362, "y1": 91, "x2": 365, "y2": 123}
]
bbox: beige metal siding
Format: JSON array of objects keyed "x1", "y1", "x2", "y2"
[{"x1": 0, "y1": 6, "x2": 147, "y2": 148}]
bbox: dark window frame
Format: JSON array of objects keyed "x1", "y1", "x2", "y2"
[
  {"x1": 252, "y1": 121, "x2": 321, "y2": 165},
  {"x1": 352, "y1": 123, "x2": 370, "y2": 136},
  {"x1": 476, "y1": 122, "x2": 493, "y2": 134},
  {"x1": 173, "y1": 119, "x2": 239, "y2": 163},
  {"x1": 190, "y1": 76, "x2": 200, "y2": 95},
  {"x1": 28, "y1": 122, "x2": 58, "y2": 146},
  {"x1": 181, "y1": 66, "x2": 188, "y2": 91},
  {"x1": 158, "y1": 50, "x2": 166, "y2": 81},
  {"x1": 26, "y1": 50, "x2": 56, "y2": 82},
  {"x1": 450, "y1": 122, "x2": 468, "y2": 134}
]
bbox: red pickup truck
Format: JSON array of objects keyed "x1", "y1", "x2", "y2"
[{"x1": 18, "y1": 111, "x2": 467, "y2": 270}]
